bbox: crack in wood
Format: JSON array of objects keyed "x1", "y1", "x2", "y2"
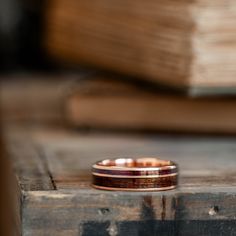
[
  {"x1": 34, "y1": 145, "x2": 57, "y2": 190},
  {"x1": 141, "y1": 196, "x2": 155, "y2": 221},
  {"x1": 161, "y1": 195, "x2": 166, "y2": 220}
]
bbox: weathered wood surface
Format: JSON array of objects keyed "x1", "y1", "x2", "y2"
[
  {"x1": 6, "y1": 130, "x2": 55, "y2": 191},
  {"x1": 5, "y1": 126, "x2": 236, "y2": 235}
]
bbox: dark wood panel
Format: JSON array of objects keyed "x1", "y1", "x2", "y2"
[{"x1": 22, "y1": 190, "x2": 236, "y2": 235}]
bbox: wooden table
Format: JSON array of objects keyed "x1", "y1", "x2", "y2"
[{"x1": 6, "y1": 126, "x2": 236, "y2": 236}]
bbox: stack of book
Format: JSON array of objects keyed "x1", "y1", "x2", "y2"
[{"x1": 44, "y1": 0, "x2": 236, "y2": 134}]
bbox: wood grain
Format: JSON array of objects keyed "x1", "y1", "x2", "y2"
[
  {"x1": 66, "y1": 78, "x2": 236, "y2": 134},
  {"x1": 5, "y1": 129, "x2": 55, "y2": 191},
  {"x1": 45, "y1": 0, "x2": 236, "y2": 93},
  {"x1": 6, "y1": 126, "x2": 236, "y2": 235}
]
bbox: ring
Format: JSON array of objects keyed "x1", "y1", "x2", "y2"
[{"x1": 92, "y1": 157, "x2": 178, "y2": 191}]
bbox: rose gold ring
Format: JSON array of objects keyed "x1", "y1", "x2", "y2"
[{"x1": 92, "y1": 157, "x2": 178, "y2": 191}]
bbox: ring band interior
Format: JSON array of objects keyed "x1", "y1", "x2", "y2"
[{"x1": 96, "y1": 157, "x2": 174, "y2": 168}]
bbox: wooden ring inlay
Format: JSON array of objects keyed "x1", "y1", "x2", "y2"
[{"x1": 92, "y1": 157, "x2": 178, "y2": 191}]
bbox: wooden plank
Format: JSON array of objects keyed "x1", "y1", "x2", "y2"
[
  {"x1": 46, "y1": 0, "x2": 192, "y2": 86},
  {"x1": 22, "y1": 189, "x2": 236, "y2": 221},
  {"x1": 66, "y1": 78, "x2": 236, "y2": 134},
  {"x1": 5, "y1": 126, "x2": 236, "y2": 235},
  {"x1": 22, "y1": 189, "x2": 236, "y2": 235},
  {"x1": 5, "y1": 129, "x2": 54, "y2": 191},
  {"x1": 45, "y1": 0, "x2": 236, "y2": 94},
  {"x1": 31, "y1": 128, "x2": 236, "y2": 189}
]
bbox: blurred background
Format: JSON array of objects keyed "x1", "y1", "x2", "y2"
[
  {"x1": 0, "y1": 0, "x2": 236, "y2": 234},
  {"x1": 1, "y1": 0, "x2": 236, "y2": 132}
]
